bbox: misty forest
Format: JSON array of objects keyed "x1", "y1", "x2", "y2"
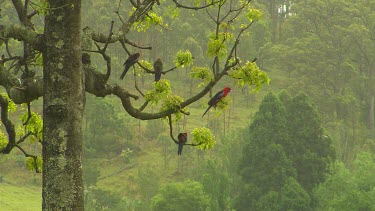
[{"x1": 1, "y1": 0, "x2": 375, "y2": 210}]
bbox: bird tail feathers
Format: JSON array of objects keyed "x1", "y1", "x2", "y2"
[
  {"x1": 178, "y1": 144, "x2": 183, "y2": 155},
  {"x1": 119, "y1": 66, "x2": 130, "y2": 80},
  {"x1": 202, "y1": 106, "x2": 211, "y2": 118}
]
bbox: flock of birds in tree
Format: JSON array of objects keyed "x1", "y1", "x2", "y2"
[{"x1": 120, "y1": 53, "x2": 232, "y2": 155}]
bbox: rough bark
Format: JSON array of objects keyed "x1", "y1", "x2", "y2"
[{"x1": 42, "y1": 1, "x2": 84, "y2": 210}]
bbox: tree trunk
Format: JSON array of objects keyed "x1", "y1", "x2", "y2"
[{"x1": 42, "y1": 1, "x2": 84, "y2": 210}]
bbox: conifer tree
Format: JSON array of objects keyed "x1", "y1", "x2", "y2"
[{"x1": 284, "y1": 92, "x2": 336, "y2": 193}]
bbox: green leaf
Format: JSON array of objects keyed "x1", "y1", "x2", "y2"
[
  {"x1": 191, "y1": 127, "x2": 215, "y2": 150},
  {"x1": 206, "y1": 30, "x2": 233, "y2": 59},
  {"x1": 214, "y1": 97, "x2": 230, "y2": 113},
  {"x1": 190, "y1": 66, "x2": 214, "y2": 87},
  {"x1": 229, "y1": 61, "x2": 270, "y2": 91},
  {"x1": 145, "y1": 79, "x2": 172, "y2": 105},
  {"x1": 26, "y1": 156, "x2": 43, "y2": 172},
  {"x1": 174, "y1": 50, "x2": 193, "y2": 67},
  {"x1": 246, "y1": 7, "x2": 262, "y2": 22},
  {"x1": 19, "y1": 111, "x2": 43, "y2": 141},
  {"x1": 161, "y1": 95, "x2": 185, "y2": 122},
  {"x1": 132, "y1": 11, "x2": 164, "y2": 32}
]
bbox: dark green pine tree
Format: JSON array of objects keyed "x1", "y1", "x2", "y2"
[
  {"x1": 237, "y1": 92, "x2": 309, "y2": 210},
  {"x1": 282, "y1": 91, "x2": 336, "y2": 193}
]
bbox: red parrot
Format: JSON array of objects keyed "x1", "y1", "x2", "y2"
[
  {"x1": 202, "y1": 87, "x2": 232, "y2": 117},
  {"x1": 120, "y1": 53, "x2": 140, "y2": 80},
  {"x1": 153, "y1": 58, "x2": 163, "y2": 82},
  {"x1": 177, "y1": 133, "x2": 188, "y2": 155}
]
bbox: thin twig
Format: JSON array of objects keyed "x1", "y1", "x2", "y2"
[
  {"x1": 173, "y1": 0, "x2": 219, "y2": 10},
  {"x1": 23, "y1": 102, "x2": 32, "y2": 125},
  {"x1": 16, "y1": 131, "x2": 33, "y2": 145}
]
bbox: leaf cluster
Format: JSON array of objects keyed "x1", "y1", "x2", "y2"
[
  {"x1": 229, "y1": 61, "x2": 270, "y2": 91},
  {"x1": 189, "y1": 66, "x2": 214, "y2": 87},
  {"x1": 26, "y1": 156, "x2": 42, "y2": 172},
  {"x1": 174, "y1": 50, "x2": 193, "y2": 68},
  {"x1": 19, "y1": 111, "x2": 43, "y2": 141},
  {"x1": 132, "y1": 10, "x2": 164, "y2": 32},
  {"x1": 191, "y1": 127, "x2": 215, "y2": 150},
  {"x1": 145, "y1": 79, "x2": 172, "y2": 105}
]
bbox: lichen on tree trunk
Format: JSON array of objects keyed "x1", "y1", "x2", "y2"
[{"x1": 42, "y1": 1, "x2": 84, "y2": 210}]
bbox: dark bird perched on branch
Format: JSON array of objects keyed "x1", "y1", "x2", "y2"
[
  {"x1": 120, "y1": 53, "x2": 140, "y2": 80},
  {"x1": 202, "y1": 87, "x2": 232, "y2": 117},
  {"x1": 177, "y1": 133, "x2": 188, "y2": 155},
  {"x1": 153, "y1": 58, "x2": 163, "y2": 82}
]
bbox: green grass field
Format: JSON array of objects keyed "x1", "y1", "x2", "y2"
[{"x1": 0, "y1": 183, "x2": 41, "y2": 211}]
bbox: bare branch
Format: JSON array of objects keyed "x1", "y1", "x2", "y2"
[
  {"x1": 111, "y1": 68, "x2": 227, "y2": 120},
  {"x1": 0, "y1": 25, "x2": 45, "y2": 52},
  {"x1": 27, "y1": 10, "x2": 37, "y2": 19},
  {"x1": 16, "y1": 131, "x2": 32, "y2": 145},
  {"x1": 11, "y1": 0, "x2": 27, "y2": 23},
  {"x1": 124, "y1": 37, "x2": 152, "y2": 50},
  {"x1": 138, "y1": 101, "x2": 149, "y2": 111},
  {"x1": 22, "y1": 102, "x2": 31, "y2": 125},
  {"x1": 206, "y1": 8, "x2": 217, "y2": 23},
  {"x1": 14, "y1": 145, "x2": 41, "y2": 173},
  {"x1": 134, "y1": 74, "x2": 145, "y2": 97},
  {"x1": 115, "y1": 0, "x2": 126, "y2": 25},
  {"x1": 168, "y1": 115, "x2": 178, "y2": 143},
  {"x1": 173, "y1": 0, "x2": 219, "y2": 10},
  {"x1": 224, "y1": 21, "x2": 254, "y2": 69}
]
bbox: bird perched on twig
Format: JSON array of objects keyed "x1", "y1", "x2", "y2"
[
  {"x1": 153, "y1": 58, "x2": 163, "y2": 82},
  {"x1": 177, "y1": 133, "x2": 188, "y2": 155},
  {"x1": 120, "y1": 53, "x2": 140, "y2": 80},
  {"x1": 202, "y1": 87, "x2": 232, "y2": 117}
]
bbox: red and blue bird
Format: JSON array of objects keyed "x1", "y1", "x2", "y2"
[
  {"x1": 202, "y1": 87, "x2": 232, "y2": 117},
  {"x1": 177, "y1": 133, "x2": 188, "y2": 155}
]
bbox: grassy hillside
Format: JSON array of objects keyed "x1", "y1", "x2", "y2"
[{"x1": 0, "y1": 183, "x2": 41, "y2": 211}]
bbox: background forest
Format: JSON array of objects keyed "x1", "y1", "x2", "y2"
[{"x1": 1, "y1": 0, "x2": 375, "y2": 210}]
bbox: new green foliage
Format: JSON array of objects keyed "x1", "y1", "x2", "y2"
[
  {"x1": 26, "y1": 156, "x2": 42, "y2": 172},
  {"x1": 190, "y1": 66, "x2": 214, "y2": 86},
  {"x1": 229, "y1": 61, "x2": 270, "y2": 91},
  {"x1": 191, "y1": 127, "x2": 215, "y2": 150},
  {"x1": 174, "y1": 50, "x2": 193, "y2": 68},
  {"x1": 145, "y1": 79, "x2": 172, "y2": 105}
]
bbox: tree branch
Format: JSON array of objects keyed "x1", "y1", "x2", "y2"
[
  {"x1": 0, "y1": 94, "x2": 16, "y2": 154},
  {"x1": 11, "y1": 0, "x2": 27, "y2": 23},
  {"x1": 16, "y1": 131, "x2": 33, "y2": 145},
  {"x1": 14, "y1": 145, "x2": 41, "y2": 173},
  {"x1": 173, "y1": 0, "x2": 219, "y2": 10},
  {"x1": 110, "y1": 68, "x2": 227, "y2": 120},
  {"x1": 90, "y1": 0, "x2": 155, "y2": 43},
  {"x1": 0, "y1": 25, "x2": 45, "y2": 52}
]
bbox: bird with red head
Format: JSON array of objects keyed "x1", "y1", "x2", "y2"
[{"x1": 202, "y1": 87, "x2": 231, "y2": 117}]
